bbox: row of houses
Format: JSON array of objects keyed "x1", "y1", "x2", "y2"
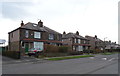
[{"x1": 8, "y1": 20, "x2": 119, "y2": 55}]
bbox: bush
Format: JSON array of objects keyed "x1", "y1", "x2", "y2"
[
  {"x1": 2, "y1": 51, "x2": 20, "y2": 59},
  {"x1": 69, "y1": 51, "x2": 83, "y2": 55},
  {"x1": 59, "y1": 46, "x2": 68, "y2": 53},
  {"x1": 44, "y1": 44, "x2": 59, "y2": 53},
  {"x1": 83, "y1": 50, "x2": 90, "y2": 53}
]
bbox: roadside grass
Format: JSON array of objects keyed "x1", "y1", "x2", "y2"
[
  {"x1": 101, "y1": 52, "x2": 118, "y2": 55},
  {"x1": 46, "y1": 55, "x2": 94, "y2": 61}
]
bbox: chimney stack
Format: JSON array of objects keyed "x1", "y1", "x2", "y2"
[
  {"x1": 21, "y1": 20, "x2": 24, "y2": 26},
  {"x1": 76, "y1": 31, "x2": 79, "y2": 35},
  {"x1": 63, "y1": 31, "x2": 66, "y2": 34},
  {"x1": 38, "y1": 20, "x2": 43, "y2": 27},
  {"x1": 95, "y1": 35, "x2": 97, "y2": 39}
]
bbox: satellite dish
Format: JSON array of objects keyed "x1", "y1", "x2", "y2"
[{"x1": 0, "y1": 39, "x2": 6, "y2": 44}]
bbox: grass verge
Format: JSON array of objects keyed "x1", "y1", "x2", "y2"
[
  {"x1": 47, "y1": 55, "x2": 94, "y2": 61},
  {"x1": 101, "y1": 52, "x2": 113, "y2": 55}
]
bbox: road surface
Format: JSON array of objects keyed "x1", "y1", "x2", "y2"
[{"x1": 2, "y1": 53, "x2": 119, "y2": 74}]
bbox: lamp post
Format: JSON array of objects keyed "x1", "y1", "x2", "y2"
[{"x1": 103, "y1": 37, "x2": 107, "y2": 53}]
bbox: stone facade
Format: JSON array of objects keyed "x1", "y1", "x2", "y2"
[
  {"x1": 8, "y1": 20, "x2": 62, "y2": 55},
  {"x1": 62, "y1": 31, "x2": 90, "y2": 52},
  {"x1": 85, "y1": 35, "x2": 104, "y2": 50}
]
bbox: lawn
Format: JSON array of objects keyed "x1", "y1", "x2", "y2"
[
  {"x1": 101, "y1": 52, "x2": 118, "y2": 55},
  {"x1": 47, "y1": 55, "x2": 94, "y2": 60}
]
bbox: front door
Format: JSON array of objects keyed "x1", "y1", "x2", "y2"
[{"x1": 25, "y1": 43, "x2": 29, "y2": 53}]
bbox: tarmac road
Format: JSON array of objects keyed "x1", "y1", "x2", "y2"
[{"x1": 2, "y1": 53, "x2": 119, "y2": 74}]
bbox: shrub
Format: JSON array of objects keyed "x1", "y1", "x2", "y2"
[
  {"x1": 69, "y1": 51, "x2": 83, "y2": 55},
  {"x1": 2, "y1": 51, "x2": 20, "y2": 59},
  {"x1": 83, "y1": 50, "x2": 90, "y2": 53},
  {"x1": 44, "y1": 44, "x2": 59, "y2": 53},
  {"x1": 59, "y1": 46, "x2": 68, "y2": 53}
]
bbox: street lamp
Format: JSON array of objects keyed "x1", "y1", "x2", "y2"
[{"x1": 103, "y1": 37, "x2": 107, "y2": 53}]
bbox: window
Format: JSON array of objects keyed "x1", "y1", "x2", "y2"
[
  {"x1": 74, "y1": 38, "x2": 76, "y2": 43},
  {"x1": 34, "y1": 42, "x2": 43, "y2": 51},
  {"x1": 21, "y1": 41, "x2": 25, "y2": 48},
  {"x1": 73, "y1": 46, "x2": 75, "y2": 50},
  {"x1": 49, "y1": 34, "x2": 54, "y2": 40},
  {"x1": 34, "y1": 32, "x2": 41, "y2": 38},
  {"x1": 25, "y1": 30, "x2": 29, "y2": 38},
  {"x1": 78, "y1": 39, "x2": 81, "y2": 44},
  {"x1": 84, "y1": 40, "x2": 86, "y2": 44},
  {"x1": 78, "y1": 46, "x2": 83, "y2": 51}
]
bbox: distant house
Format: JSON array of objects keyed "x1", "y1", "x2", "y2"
[
  {"x1": 105, "y1": 41, "x2": 120, "y2": 50},
  {"x1": 8, "y1": 20, "x2": 62, "y2": 55},
  {"x1": 62, "y1": 31, "x2": 90, "y2": 52},
  {"x1": 85, "y1": 35, "x2": 104, "y2": 50}
]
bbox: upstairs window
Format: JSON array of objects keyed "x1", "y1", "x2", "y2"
[
  {"x1": 74, "y1": 38, "x2": 76, "y2": 43},
  {"x1": 78, "y1": 39, "x2": 81, "y2": 44},
  {"x1": 34, "y1": 32, "x2": 41, "y2": 39},
  {"x1": 25, "y1": 30, "x2": 29, "y2": 38},
  {"x1": 49, "y1": 34, "x2": 54, "y2": 40},
  {"x1": 84, "y1": 40, "x2": 86, "y2": 44}
]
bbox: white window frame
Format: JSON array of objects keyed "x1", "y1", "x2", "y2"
[
  {"x1": 34, "y1": 32, "x2": 41, "y2": 39},
  {"x1": 77, "y1": 46, "x2": 83, "y2": 51},
  {"x1": 78, "y1": 39, "x2": 81, "y2": 44},
  {"x1": 73, "y1": 46, "x2": 75, "y2": 50},
  {"x1": 74, "y1": 38, "x2": 76, "y2": 43},
  {"x1": 34, "y1": 42, "x2": 43, "y2": 51},
  {"x1": 49, "y1": 34, "x2": 54, "y2": 40},
  {"x1": 84, "y1": 40, "x2": 86, "y2": 44},
  {"x1": 25, "y1": 30, "x2": 29, "y2": 38}
]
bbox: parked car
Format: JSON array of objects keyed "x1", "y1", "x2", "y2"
[{"x1": 28, "y1": 48, "x2": 43, "y2": 57}]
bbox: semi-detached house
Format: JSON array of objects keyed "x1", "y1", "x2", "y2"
[
  {"x1": 8, "y1": 20, "x2": 62, "y2": 55},
  {"x1": 62, "y1": 31, "x2": 90, "y2": 52}
]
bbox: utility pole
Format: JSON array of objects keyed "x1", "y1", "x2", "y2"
[{"x1": 103, "y1": 37, "x2": 107, "y2": 53}]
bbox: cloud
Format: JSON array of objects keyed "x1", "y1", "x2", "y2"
[
  {"x1": 2, "y1": 2, "x2": 33, "y2": 20},
  {"x1": 0, "y1": 0, "x2": 119, "y2": 45}
]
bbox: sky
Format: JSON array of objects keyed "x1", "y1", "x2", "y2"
[{"x1": 0, "y1": 0, "x2": 119, "y2": 45}]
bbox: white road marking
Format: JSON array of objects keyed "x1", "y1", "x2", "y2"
[
  {"x1": 102, "y1": 58, "x2": 107, "y2": 60},
  {"x1": 25, "y1": 60, "x2": 30, "y2": 61},
  {"x1": 15, "y1": 61, "x2": 21, "y2": 62},
  {"x1": 108, "y1": 58, "x2": 115, "y2": 61},
  {"x1": 35, "y1": 58, "x2": 41, "y2": 60},
  {"x1": 89, "y1": 57, "x2": 94, "y2": 59}
]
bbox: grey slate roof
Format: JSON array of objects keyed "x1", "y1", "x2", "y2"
[
  {"x1": 20, "y1": 22, "x2": 61, "y2": 34},
  {"x1": 62, "y1": 33, "x2": 87, "y2": 40}
]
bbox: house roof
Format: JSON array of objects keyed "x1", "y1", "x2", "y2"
[
  {"x1": 62, "y1": 33, "x2": 87, "y2": 40},
  {"x1": 85, "y1": 35, "x2": 103, "y2": 42},
  {"x1": 9, "y1": 22, "x2": 61, "y2": 34},
  {"x1": 20, "y1": 22, "x2": 47, "y2": 32}
]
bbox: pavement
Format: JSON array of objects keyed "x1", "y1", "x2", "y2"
[
  {"x1": 2, "y1": 55, "x2": 50, "y2": 65},
  {"x1": 2, "y1": 53, "x2": 119, "y2": 74}
]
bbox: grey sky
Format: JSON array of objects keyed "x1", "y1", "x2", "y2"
[{"x1": 0, "y1": 0, "x2": 119, "y2": 45}]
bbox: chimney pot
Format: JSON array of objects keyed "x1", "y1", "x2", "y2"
[
  {"x1": 63, "y1": 31, "x2": 66, "y2": 34},
  {"x1": 76, "y1": 31, "x2": 79, "y2": 35},
  {"x1": 38, "y1": 20, "x2": 43, "y2": 27},
  {"x1": 95, "y1": 35, "x2": 97, "y2": 39},
  {"x1": 21, "y1": 20, "x2": 24, "y2": 26}
]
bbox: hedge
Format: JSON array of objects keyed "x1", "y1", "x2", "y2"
[
  {"x1": 44, "y1": 44, "x2": 70, "y2": 53},
  {"x1": 2, "y1": 51, "x2": 20, "y2": 59}
]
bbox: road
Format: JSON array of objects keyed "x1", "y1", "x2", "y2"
[{"x1": 2, "y1": 53, "x2": 119, "y2": 74}]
